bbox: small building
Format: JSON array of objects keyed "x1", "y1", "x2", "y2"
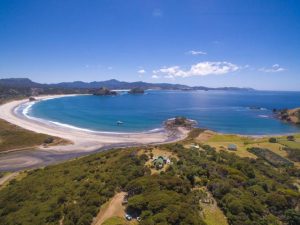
[
  {"x1": 152, "y1": 156, "x2": 170, "y2": 169},
  {"x1": 153, "y1": 156, "x2": 164, "y2": 169},
  {"x1": 190, "y1": 143, "x2": 200, "y2": 150},
  {"x1": 228, "y1": 144, "x2": 237, "y2": 151}
]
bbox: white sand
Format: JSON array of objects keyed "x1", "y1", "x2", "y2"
[{"x1": 0, "y1": 95, "x2": 188, "y2": 153}]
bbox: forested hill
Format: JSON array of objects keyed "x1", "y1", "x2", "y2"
[
  {"x1": 0, "y1": 130, "x2": 299, "y2": 225},
  {"x1": 0, "y1": 78, "x2": 254, "y2": 91}
]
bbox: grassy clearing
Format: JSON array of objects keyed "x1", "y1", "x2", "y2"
[
  {"x1": 201, "y1": 134, "x2": 257, "y2": 158},
  {"x1": 194, "y1": 131, "x2": 300, "y2": 164},
  {"x1": 0, "y1": 119, "x2": 68, "y2": 152},
  {"x1": 277, "y1": 139, "x2": 300, "y2": 149},
  {"x1": 248, "y1": 142, "x2": 287, "y2": 157},
  {"x1": 201, "y1": 203, "x2": 228, "y2": 225},
  {"x1": 102, "y1": 217, "x2": 127, "y2": 225},
  {"x1": 102, "y1": 217, "x2": 137, "y2": 225}
]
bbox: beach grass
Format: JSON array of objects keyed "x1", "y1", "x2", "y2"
[{"x1": 0, "y1": 118, "x2": 66, "y2": 152}]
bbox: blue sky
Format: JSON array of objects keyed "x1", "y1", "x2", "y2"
[{"x1": 0, "y1": 0, "x2": 300, "y2": 90}]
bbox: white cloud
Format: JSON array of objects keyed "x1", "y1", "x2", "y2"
[
  {"x1": 187, "y1": 50, "x2": 207, "y2": 55},
  {"x1": 164, "y1": 74, "x2": 174, "y2": 79},
  {"x1": 137, "y1": 69, "x2": 146, "y2": 74},
  {"x1": 259, "y1": 64, "x2": 286, "y2": 73},
  {"x1": 151, "y1": 74, "x2": 159, "y2": 79},
  {"x1": 154, "y1": 61, "x2": 239, "y2": 78}
]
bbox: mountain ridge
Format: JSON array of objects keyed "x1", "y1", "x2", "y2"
[{"x1": 0, "y1": 78, "x2": 255, "y2": 91}]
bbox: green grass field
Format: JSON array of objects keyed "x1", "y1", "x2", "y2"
[{"x1": 0, "y1": 119, "x2": 66, "y2": 152}]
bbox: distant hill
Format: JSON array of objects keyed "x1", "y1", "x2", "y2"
[
  {"x1": 51, "y1": 79, "x2": 190, "y2": 90},
  {"x1": 0, "y1": 78, "x2": 255, "y2": 91},
  {"x1": 0, "y1": 78, "x2": 45, "y2": 88}
]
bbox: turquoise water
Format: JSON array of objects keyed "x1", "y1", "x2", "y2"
[{"x1": 28, "y1": 90, "x2": 300, "y2": 135}]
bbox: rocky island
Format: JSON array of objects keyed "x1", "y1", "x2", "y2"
[
  {"x1": 128, "y1": 87, "x2": 145, "y2": 94},
  {"x1": 164, "y1": 116, "x2": 197, "y2": 130},
  {"x1": 274, "y1": 107, "x2": 300, "y2": 124},
  {"x1": 92, "y1": 87, "x2": 117, "y2": 96}
]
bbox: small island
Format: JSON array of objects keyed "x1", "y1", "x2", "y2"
[
  {"x1": 128, "y1": 87, "x2": 144, "y2": 94},
  {"x1": 164, "y1": 116, "x2": 197, "y2": 130},
  {"x1": 92, "y1": 87, "x2": 117, "y2": 96},
  {"x1": 274, "y1": 107, "x2": 300, "y2": 124}
]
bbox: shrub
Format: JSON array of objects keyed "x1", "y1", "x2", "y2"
[{"x1": 287, "y1": 136, "x2": 295, "y2": 141}]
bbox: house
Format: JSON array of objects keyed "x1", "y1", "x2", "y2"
[
  {"x1": 152, "y1": 156, "x2": 171, "y2": 169},
  {"x1": 190, "y1": 143, "x2": 200, "y2": 150},
  {"x1": 228, "y1": 144, "x2": 237, "y2": 151},
  {"x1": 153, "y1": 156, "x2": 164, "y2": 169}
]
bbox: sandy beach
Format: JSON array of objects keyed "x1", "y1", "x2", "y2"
[{"x1": 0, "y1": 95, "x2": 188, "y2": 170}]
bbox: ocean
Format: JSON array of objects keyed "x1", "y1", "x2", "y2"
[{"x1": 27, "y1": 90, "x2": 300, "y2": 135}]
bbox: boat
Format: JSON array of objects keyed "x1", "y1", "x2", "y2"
[{"x1": 117, "y1": 121, "x2": 124, "y2": 125}]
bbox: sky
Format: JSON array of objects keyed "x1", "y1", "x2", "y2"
[{"x1": 0, "y1": 0, "x2": 300, "y2": 90}]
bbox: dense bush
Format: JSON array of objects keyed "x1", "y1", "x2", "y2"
[
  {"x1": 0, "y1": 149, "x2": 147, "y2": 225},
  {"x1": 269, "y1": 137, "x2": 277, "y2": 143},
  {"x1": 164, "y1": 143, "x2": 300, "y2": 225},
  {"x1": 0, "y1": 142, "x2": 299, "y2": 225},
  {"x1": 284, "y1": 147, "x2": 300, "y2": 162}
]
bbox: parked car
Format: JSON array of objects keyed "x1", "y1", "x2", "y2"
[{"x1": 125, "y1": 214, "x2": 132, "y2": 221}]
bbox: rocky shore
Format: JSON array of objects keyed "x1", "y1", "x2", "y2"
[
  {"x1": 274, "y1": 107, "x2": 300, "y2": 124},
  {"x1": 92, "y1": 87, "x2": 117, "y2": 96}
]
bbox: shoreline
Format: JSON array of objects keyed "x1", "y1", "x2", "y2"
[
  {"x1": 19, "y1": 94, "x2": 166, "y2": 135},
  {"x1": 0, "y1": 95, "x2": 299, "y2": 171},
  {"x1": 0, "y1": 95, "x2": 188, "y2": 153},
  {"x1": 0, "y1": 95, "x2": 189, "y2": 171}
]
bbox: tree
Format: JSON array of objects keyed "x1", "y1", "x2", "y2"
[
  {"x1": 287, "y1": 136, "x2": 295, "y2": 141},
  {"x1": 269, "y1": 137, "x2": 277, "y2": 143},
  {"x1": 285, "y1": 209, "x2": 300, "y2": 225}
]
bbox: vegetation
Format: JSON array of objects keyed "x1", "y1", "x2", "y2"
[
  {"x1": 248, "y1": 147, "x2": 294, "y2": 167},
  {"x1": 284, "y1": 148, "x2": 300, "y2": 162},
  {"x1": 0, "y1": 119, "x2": 66, "y2": 152},
  {"x1": 269, "y1": 137, "x2": 277, "y2": 143},
  {"x1": 92, "y1": 87, "x2": 117, "y2": 96},
  {"x1": 0, "y1": 130, "x2": 299, "y2": 225},
  {"x1": 102, "y1": 216, "x2": 129, "y2": 225},
  {"x1": 275, "y1": 108, "x2": 300, "y2": 124}
]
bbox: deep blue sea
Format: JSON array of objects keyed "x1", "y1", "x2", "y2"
[{"x1": 28, "y1": 90, "x2": 300, "y2": 135}]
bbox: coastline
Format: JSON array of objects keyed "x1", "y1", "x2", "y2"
[
  {"x1": 0, "y1": 94, "x2": 189, "y2": 171},
  {"x1": 1, "y1": 94, "x2": 299, "y2": 171},
  {"x1": 0, "y1": 95, "x2": 189, "y2": 153}
]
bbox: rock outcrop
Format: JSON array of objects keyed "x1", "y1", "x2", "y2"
[
  {"x1": 164, "y1": 116, "x2": 197, "y2": 130},
  {"x1": 274, "y1": 108, "x2": 300, "y2": 124},
  {"x1": 93, "y1": 87, "x2": 117, "y2": 96}
]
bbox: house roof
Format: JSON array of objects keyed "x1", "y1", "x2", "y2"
[
  {"x1": 154, "y1": 158, "x2": 164, "y2": 165},
  {"x1": 228, "y1": 144, "x2": 237, "y2": 149}
]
